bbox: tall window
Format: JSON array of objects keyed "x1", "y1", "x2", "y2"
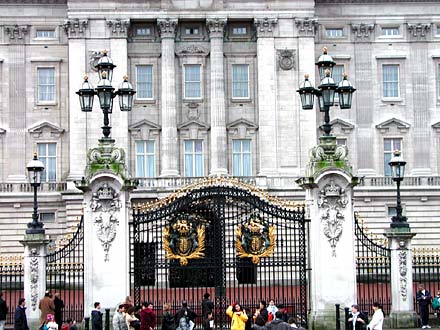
[
  {"x1": 37, "y1": 143, "x2": 56, "y2": 182},
  {"x1": 184, "y1": 140, "x2": 203, "y2": 177},
  {"x1": 184, "y1": 65, "x2": 201, "y2": 99},
  {"x1": 332, "y1": 65, "x2": 344, "y2": 101},
  {"x1": 136, "y1": 66, "x2": 153, "y2": 99},
  {"x1": 326, "y1": 28, "x2": 343, "y2": 38},
  {"x1": 135, "y1": 140, "x2": 155, "y2": 177},
  {"x1": 384, "y1": 138, "x2": 402, "y2": 176},
  {"x1": 382, "y1": 27, "x2": 400, "y2": 36},
  {"x1": 383, "y1": 65, "x2": 399, "y2": 98},
  {"x1": 232, "y1": 64, "x2": 249, "y2": 98},
  {"x1": 438, "y1": 63, "x2": 440, "y2": 99},
  {"x1": 232, "y1": 140, "x2": 251, "y2": 176},
  {"x1": 37, "y1": 68, "x2": 55, "y2": 102}
]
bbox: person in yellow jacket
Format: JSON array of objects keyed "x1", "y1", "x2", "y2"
[{"x1": 226, "y1": 303, "x2": 248, "y2": 330}]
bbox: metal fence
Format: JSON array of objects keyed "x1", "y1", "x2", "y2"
[{"x1": 0, "y1": 255, "x2": 24, "y2": 325}]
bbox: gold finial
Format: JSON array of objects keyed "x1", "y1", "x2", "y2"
[
  {"x1": 322, "y1": 46, "x2": 328, "y2": 53},
  {"x1": 84, "y1": 75, "x2": 89, "y2": 81},
  {"x1": 304, "y1": 73, "x2": 309, "y2": 79},
  {"x1": 394, "y1": 149, "x2": 401, "y2": 156},
  {"x1": 102, "y1": 49, "x2": 108, "y2": 55},
  {"x1": 123, "y1": 75, "x2": 128, "y2": 81},
  {"x1": 342, "y1": 72, "x2": 348, "y2": 79},
  {"x1": 325, "y1": 69, "x2": 331, "y2": 76},
  {"x1": 102, "y1": 71, "x2": 107, "y2": 79},
  {"x1": 33, "y1": 151, "x2": 38, "y2": 158}
]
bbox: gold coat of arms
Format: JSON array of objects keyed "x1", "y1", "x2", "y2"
[
  {"x1": 163, "y1": 217, "x2": 205, "y2": 266},
  {"x1": 235, "y1": 216, "x2": 276, "y2": 264}
]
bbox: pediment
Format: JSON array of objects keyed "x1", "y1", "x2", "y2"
[
  {"x1": 226, "y1": 118, "x2": 258, "y2": 130},
  {"x1": 376, "y1": 118, "x2": 410, "y2": 133},
  {"x1": 128, "y1": 119, "x2": 161, "y2": 131},
  {"x1": 178, "y1": 119, "x2": 210, "y2": 130},
  {"x1": 432, "y1": 121, "x2": 440, "y2": 132},
  {"x1": 28, "y1": 121, "x2": 64, "y2": 138},
  {"x1": 0, "y1": 128, "x2": 6, "y2": 135},
  {"x1": 325, "y1": 118, "x2": 355, "y2": 133}
]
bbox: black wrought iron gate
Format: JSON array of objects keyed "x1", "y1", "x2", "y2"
[{"x1": 130, "y1": 178, "x2": 309, "y2": 328}]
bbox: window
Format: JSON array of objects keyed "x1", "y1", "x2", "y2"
[
  {"x1": 185, "y1": 27, "x2": 199, "y2": 35},
  {"x1": 437, "y1": 25, "x2": 440, "y2": 35},
  {"x1": 384, "y1": 138, "x2": 402, "y2": 176},
  {"x1": 326, "y1": 28, "x2": 343, "y2": 38},
  {"x1": 438, "y1": 63, "x2": 440, "y2": 99},
  {"x1": 387, "y1": 207, "x2": 397, "y2": 217},
  {"x1": 136, "y1": 66, "x2": 153, "y2": 99},
  {"x1": 232, "y1": 64, "x2": 249, "y2": 99},
  {"x1": 40, "y1": 212, "x2": 55, "y2": 223},
  {"x1": 184, "y1": 140, "x2": 203, "y2": 177},
  {"x1": 37, "y1": 143, "x2": 56, "y2": 182},
  {"x1": 135, "y1": 140, "x2": 155, "y2": 177},
  {"x1": 382, "y1": 27, "x2": 400, "y2": 36},
  {"x1": 37, "y1": 68, "x2": 55, "y2": 102},
  {"x1": 184, "y1": 65, "x2": 201, "y2": 99},
  {"x1": 332, "y1": 65, "x2": 344, "y2": 101},
  {"x1": 336, "y1": 138, "x2": 347, "y2": 146},
  {"x1": 136, "y1": 27, "x2": 151, "y2": 36},
  {"x1": 383, "y1": 64, "x2": 399, "y2": 98},
  {"x1": 232, "y1": 140, "x2": 251, "y2": 176},
  {"x1": 232, "y1": 27, "x2": 247, "y2": 35},
  {"x1": 36, "y1": 30, "x2": 55, "y2": 38}
]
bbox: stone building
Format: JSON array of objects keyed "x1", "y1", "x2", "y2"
[{"x1": 0, "y1": 0, "x2": 439, "y2": 254}]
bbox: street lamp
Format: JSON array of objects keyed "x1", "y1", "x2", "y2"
[
  {"x1": 297, "y1": 47, "x2": 356, "y2": 136},
  {"x1": 76, "y1": 50, "x2": 135, "y2": 139},
  {"x1": 388, "y1": 150, "x2": 408, "y2": 228},
  {"x1": 26, "y1": 153, "x2": 45, "y2": 234}
]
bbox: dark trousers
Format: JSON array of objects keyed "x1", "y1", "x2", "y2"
[{"x1": 420, "y1": 305, "x2": 429, "y2": 326}]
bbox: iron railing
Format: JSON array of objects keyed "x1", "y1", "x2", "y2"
[{"x1": 0, "y1": 255, "x2": 24, "y2": 325}]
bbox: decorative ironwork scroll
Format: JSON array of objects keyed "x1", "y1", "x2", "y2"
[
  {"x1": 235, "y1": 215, "x2": 276, "y2": 264},
  {"x1": 29, "y1": 248, "x2": 39, "y2": 311},
  {"x1": 163, "y1": 216, "x2": 206, "y2": 266}
]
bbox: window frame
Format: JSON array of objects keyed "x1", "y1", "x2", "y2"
[
  {"x1": 325, "y1": 28, "x2": 344, "y2": 38},
  {"x1": 383, "y1": 137, "x2": 403, "y2": 176},
  {"x1": 39, "y1": 212, "x2": 56, "y2": 223},
  {"x1": 135, "y1": 140, "x2": 156, "y2": 178},
  {"x1": 136, "y1": 65, "x2": 154, "y2": 101},
  {"x1": 231, "y1": 64, "x2": 250, "y2": 100},
  {"x1": 36, "y1": 29, "x2": 56, "y2": 39},
  {"x1": 382, "y1": 64, "x2": 400, "y2": 99},
  {"x1": 37, "y1": 142, "x2": 57, "y2": 182},
  {"x1": 183, "y1": 139, "x2": 204, "y2": 177},
  {"x1": 36, "y1": 67, "x2": 56, "y2": 105},
  {"x1": 227, "y1": 22, "x2": 252, "y2": 40},
  {"x1": 232, "y1": 139, "x2": 252, "y2": 177},
  {"x1": 437, "y1": 62, "x2": 440, "y2": 101},
  {"x1": 183, "y1": 64, "x2": 202, "y2": 100},
  {"x1": 381, "y1": 27, "x2": 400, "y2": 36}
]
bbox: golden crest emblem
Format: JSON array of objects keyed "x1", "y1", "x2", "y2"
[
  {"x1": 235, "y1": 215, "x2": 276, "y2": 264},
  {"x1": 163, "y1": 217, "x2": 205, "y2": 266}
]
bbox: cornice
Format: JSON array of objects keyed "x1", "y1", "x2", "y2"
[
  {"x1": 0, "y1": 0, "x2": 66, "y2": 3},
  {"x1": 316, "y1": 0, "x2": 439, "y2": 2}
]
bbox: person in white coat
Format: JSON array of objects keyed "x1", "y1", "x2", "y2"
[{"x1": 367, "y1": 302, "x2": 384, "y2": 330}]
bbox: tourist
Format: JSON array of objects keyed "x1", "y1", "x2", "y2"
[
  {"x1": 226, "y1": 302, "x2": 248, "y2": 330},
  {"x1": 54, "y1": 293, "x2": 64, "y2": 330},
  {"x1": 124, "y1": 297, "x2": 134, "y2": 309},
  {"x1": 43, "y1": 313, "x2": 59, "y2": 330},
  {"x1": 175, "y1": 301, "x2": 197, "y2": 330},
  {"x1": 276, "y1": 304, "x2": 290, "y2": 322},
  {"x1": 253, "y1": 312, "x2": 266, "y2": 330},
  {"x1": 201, "y1": 293, "x2": 214, "y2": 318},
  {"x1": 161, "y1": 303, "x2": 175, "y2": 330},
  {"x1": 416, "y1": 284, "x2": 432, "y2": 329},
  {"x1": 125, "y1": 306, "x2": 140, "y2": 330},
  {"x1": 254, "y1": 301, "x2": 269, "y2": 324},
  {"x1": 113, "y1": 304, "x2": 128, "y2": 330},
  {"x1": 265, "y1": 311, "x2": 291, "y2": 330},
  {"x1": 91, "y1": 302, "x2": 103, "y2": 330},
  {"x1": 39, "y1": 291, "x2": 55, "y2": 330},
  {"x1": 140, "y1": 302, "x2": 156, "y2": 330},
  {"x1": 242, "y1": 307, "x2": 252, "y2": 330},
  {"x1": 432, "y1": 291, "x2": 440, "y2": 317},
  {"x1": 347, "y1": 304, "x2": 367, "y2": 330},
  {"x1": 287, "y1": 317, "x2": 298, "y2": 329},
  {"x1": 203, "y1": 311, "x2": 214, "y2": 330},
  {"x1": 367, "y1": 302, "x2": 384, "y2": 330},
  {"x1": 267, "y1": 300, "x2": 278, "y2": 321},
  {"x1": 14, "y1": 298, "x2": 29, "y2": 330},
  {"x1": 0, "y1": 292, "x2": 7, "y2": 330}
]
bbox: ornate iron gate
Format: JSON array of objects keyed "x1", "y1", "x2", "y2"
[
  {"x1": 131, "y1": 178, "x2": 309, "y2": 328},
  {"x1": 46, "y1": 216, "x2": 84, "y2": 323},
  {"x1": 0, "y1": 255, "x2": 23, "y2": 325},
  {"x1": 354, "y1": 212, "x2": 391, "y2": 315}
]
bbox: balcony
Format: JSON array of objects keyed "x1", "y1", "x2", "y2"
[{"x1": 0, "y1": 182, "x2": 67, "y2": 193}]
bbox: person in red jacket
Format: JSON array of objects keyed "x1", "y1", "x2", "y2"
[{"x1": 139, "y1": 302, "x2": 156, "y2": 330}]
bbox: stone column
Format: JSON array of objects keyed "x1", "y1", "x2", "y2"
[
  {"x1": 254, "y1": 18, "x2": 278, "y2": 176},
  {"x1": 64, "y1": 19, "x2": 89, "y2": 184},
  {"x1": 21, "y1": 234, "x2": 49, "y2": 329},
  {"x1": 158, "y1": 18, "x2": 179, "y2": 177},
  {"x1": 207, "y1": 17, "x2": 228, "y2": 176},
  {"x1": 385, "y1": 230, "x2": 417, "y2": 328}
]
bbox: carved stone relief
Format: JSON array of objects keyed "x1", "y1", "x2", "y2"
[
  {"x1": 29, "y1": 248, "x2": 39, "y2": 311},
  {"x1": 277, "y1": 49, "x2": 296, "y2": 70},
  {"x1": 254, "y1": 18, "x2": 278, "y2": 38},
  {"x1": 295, "y1": 18, "x2": 317, "y2": 36},
  {"x1": 351, "y1": 23, "x2": 375, "y2": 39},
  {"x1": 398, "y1": 240, "x2": 408, "y2": 301},
  {"x1": 5, "y1": 25, "x2": 28, "y2": 41},
  {"x1": 63, "y1": 19, "x2": 88, "y2": 38},
  {"x1": 107, "y1": 19, "x2": 130, "y2": 37},
  {"x1": 317, "y1": 180, "x2": 348, "y2": 257}
]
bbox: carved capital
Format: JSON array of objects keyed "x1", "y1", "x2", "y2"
[
  {"x1": 4, "y1": 25, "x2": 28, "y2": 41},
  {"x1": 254, "y1": 17, "x2": 277, "y2": 38},
  {"x1": 157, "y1": 18, "x2": 178, "y2": 39},
  {"x1": 107, "y1": 19, "x2": 130, "y2": 38},
  {"x1": 351, "y1": 23, "x2": 375, "y2": 40},
  {"x1": 63, "y1": 18, "x2": 88, "y2": 38},
  {"x1": 295, "y1": 18, "x2": 317, "y2": 36},
  {"x1": 206, "y1": 17, "x2": 227, "y2": 39},
  {"x1": 407, "y1": 23, "x2": 431, "y2": 39}
]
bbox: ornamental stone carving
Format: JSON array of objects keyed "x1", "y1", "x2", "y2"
[
  {"x1": 88, "y1": 50, "x2": 102, "y2": 72},
  {"x1": 175, "y1": 44, "x2": 210, "y2": 57},
  {"x1": 4, "y1": 25, "x2": 28, "y2": 41},
  {"x1": 107, "y1": 19, "x2": 130, "y2": 37},
  {"x1": 407, "y1": 23, "x2": 431, "y2": 38},
  {"x1": 90, "y1": 183, "x2": 122, "y2": 261},
  {"x1": 398, "y1": 240, "x2": 408, "y2": 301},
  {"x1": 254, "y1": 17, "x2": 277, "y2": 37},
  {"x1": 63, "y1": 18, "x2": 88, "y2": 38},
  {"x1": 157, "y1": 18, "x2": 178, "y2": 39},
  {"x1": 317, "y1": 180, "x2": 348, "y2": 257},
  {"x1": 29, "y1": 248, "x2": 39, "y2": 311},
  {"x1": 351, "y1": 23, "x2": 375, "y2": 39},
  {"x1": 295, "y1": 18, "x2": 317, "y2": 36},
  {"x1": 206, "y1": 17, "x2": 227, "y2": 38},
  {"x1": 277, "y1": 49, "x2": 296, "y2": 70}
]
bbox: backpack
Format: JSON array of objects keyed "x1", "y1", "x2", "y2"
[{"x1": 432, "y1": 297, "x2": 440, "y2": 310}]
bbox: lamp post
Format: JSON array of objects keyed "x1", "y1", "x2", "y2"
[
  {"x1": 76, "y1": 50, "x2": 136, "y2": 139},
  {"x1": 26, "y1": 153, "x2": 45, "y2": 234},
  {"x1": 388, "y1": 150, "x2": 408, "y2": 228},
  {"x1": 297, "y1": 47, "x2": 356, "y2": 136}
]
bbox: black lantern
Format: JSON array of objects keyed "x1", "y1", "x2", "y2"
[
  {"x1": 336, "y1": 73, "x2": 356, "y2": 109},
  {"x1": 26, "y1": 153, "x2": 45, "y2": 234},
  {"x1": 389, "y1": 150, "x2": 406, "y2": 182},
  {"x1": 315, "y1": 47, "x2": 336, "y2": 80},
  {"x1": 96, "y1": 71, "x2": 115, "y2": 112},
  {"x1": 316, "y1": 90, "x2": 326, "y2": 112},
  {"x1": 318, "y1": 70, "x2": 337, "y2": 107},
  {"x1": 76, "y1": 76, "x2": 95, "y2": 112},
  {"x1": 95, "y1": 50, "x2": 116, "y2": 82},
  {"x1": 297, "y1": 74, "x2": 318, "y2": 110},
  {"x1": 116, "y1": 76, "x2": 136, "y2": 111}
]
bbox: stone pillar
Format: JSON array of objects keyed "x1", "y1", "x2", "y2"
[
  {"x1": 385, "y1": 230, "x2": 417, "y2": 328},
  {"x1": 158, "y1": 18, "x2": 179, "y2": 177},
  {"x1": 254, "y1": 18, "x2": 278, "y2": 176},
  {"x1": 64, "y1": 19, "x2": 89, "y2": 183},
  {"x1": 21, "y1": 234, "x2": 49, "y2": 329},
  {"x1": 207, "y1": 17, "x2": 228, "y2": 176},
  {"x1": 297, "y1": 139, "x2": 358, "y2": 330}
]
